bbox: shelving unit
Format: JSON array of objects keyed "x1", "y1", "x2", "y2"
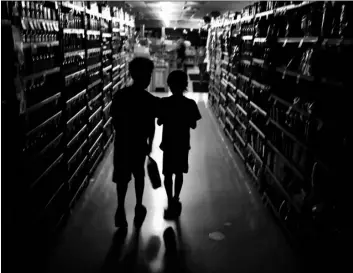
[
  {"x1": 10, "y1": 1, "x2": 135, "y2": 238},
  {"x1": 207, "y1": 1, "x2": 352, "y2": 245}
]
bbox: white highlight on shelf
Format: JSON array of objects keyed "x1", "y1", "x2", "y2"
[
  {"x1": 242, "y1": 35, "x2": 253, "y2": 41},
  {"x1": 63, "y1": 28, "x2": 85, "y2": 35},
  {"x1": 87, "y1": 30, "x2": 101, "y2": 36},
  {"x1": 102, "y1": 33, "x2": 112, "y2": 38}
]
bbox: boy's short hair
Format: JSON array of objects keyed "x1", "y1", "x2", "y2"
[
  {"x1": 129, "y1": 57, "x2": 154, "y2": 80},
  {"x1": 167, "y1": 70, "x2": 188, "y2": 93}
]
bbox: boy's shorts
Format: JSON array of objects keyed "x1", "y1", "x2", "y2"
[
  {"x1": 163, "y1": 148, "x2": 189, "y2": 175},
  {"x1": 112, "y1": 152, "x2": 146, "y2": 184}
]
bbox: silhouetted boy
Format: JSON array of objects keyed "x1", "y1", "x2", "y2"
[
  {"x1": 111, "y1": 57, "x2": 159, "y2": 228},
  {"x1": 157, "y1": 70, "x2": 202, "y2": 218}
]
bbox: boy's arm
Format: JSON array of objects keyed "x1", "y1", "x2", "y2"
[
  {"x1": 147, "y1": 97, "x2": 160, "y2": 155},
  {"x1": 147, "y1": 120, "x2": 155, "y2": 155},
  {"x1": 156, "y1": 98, "x2": 164, "y2": 126},
  {"x1": 190, "y1": 101, "x2": 202, "y2": 129}
]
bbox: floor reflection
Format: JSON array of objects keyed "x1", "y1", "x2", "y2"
[{"x1": 101, "y1": 224, "x2": 192, "y2": 273}]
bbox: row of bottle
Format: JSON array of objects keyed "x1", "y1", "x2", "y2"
[
  {"x1": 23, "y1": 44, "x2": 59, "y2": 75},
  {"x1": 26, "y1": 90, "x2": 62, "y2": 134},
  {"x1": 268, "y1": 123, "x2": 314, "y2": 180},
  {"x1": 63, "y1": 33, "x2": 84, "y2": 52},
  {"x1": 88, "y1": 15, "x2": 101, "y2": 31},
  {"x1": 20, "y1": 1, "x2": 57, "y2": 21},
  {"x1": 87, "y1": 49, "x2": 101, "y2": 66},
  {"x1": 67, "y1": 104, "x2": 87, "y2": 143},
  {"x1": 88, "y1": 63, "x2": 101, "y2": 84},
  {"x1": 23, "y1": 109, "x2": 62, "y2": 161},
  {"x1": 22, "y1": 30, "x2": 58, "y2": 44},
  {"x1": 268, "y1": 95, "x2": 317, "y2": 145},
  {"x1": 63, "y1": 53, "x2": 85, "y2": 76},
  {"x1": 101, "y1": 19, "x2": 110, "y2": 33},
  {"x1": 241, "y1": 23, "x2": 254, "y2": 36},
  {"x1": 25, "y1": 73, "x2": 61, "y2": 109},
  {"x1": 66, "y1": 75, "x2": 87, "y2": 108},
  {"x1": 253, "y1": 2, "x2": 353, "y2": 38},
  {"x1": 61, "y1": 11, "x2": 83, "y2": 29}
]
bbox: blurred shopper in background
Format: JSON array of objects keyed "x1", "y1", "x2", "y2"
[{"x1": 176, "y1": 37, "x2": 186, "y2": 72}]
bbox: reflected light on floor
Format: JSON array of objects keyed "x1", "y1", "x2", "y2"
[
  {"x1": 149, "y1": 252, "x2": 164, "y2": 273},
  {"x1": 149, "y1": 122, "x2": 168, "y2": 235},
  {"x1": 186, "y1": 92, "x2": 209, "y2": 107}
]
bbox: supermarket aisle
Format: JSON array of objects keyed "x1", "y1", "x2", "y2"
[{"x1": 48, "y1": 91, "x2": 299, "y2": 273}]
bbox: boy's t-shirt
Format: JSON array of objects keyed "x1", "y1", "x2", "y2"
[
  {"x1": 111, "y1": 86, "x2": 159, "y2": 157},
  {"x1": 158, "y1": 95, "x2": 201, "y2": 151}
]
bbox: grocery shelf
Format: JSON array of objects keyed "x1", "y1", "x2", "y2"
[
  {"x1": 26, "y1": 93, "x2": 61, "y2": 114},
  {"x1": 31, "y1": 154, "x2": 64, "y2": 189},
  {"x1": 236, "y1": 104, "x2": 248, "y2": 116},
  {"x1": 24, "y1": 67, "x2": 60, "y2": 82},
  {"x1": 27, "y1": 111, "x2": 62, "y2": 137},
  {"x1": 249, "y1": 101, "x2": 267, "y2": 116},
  {"x1": 249, "y1": 121, "x2": 266, "y2": 139},
  {"x1": 247, "y1": 143, "x2": 263, "y2": 164},
  {"x1": 267, "y1": 140, "x2": 305, "y2": 182},
  {"x1": 237, "y1": 89, "x2": 249, "y2": 100},
  {"x1": 269, "y1": 119, "x2": 308, "y2": 150},
  {"x1": 207, "y1": 0, "x2": 350, "y2": 247},
  {"x1": 234, "y1": 129, "x2": 246, "y2": 146},
  {"x1": 9, "y1": 1, "x2": 134, "y2": 245}
]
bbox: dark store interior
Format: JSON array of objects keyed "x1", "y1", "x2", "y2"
[{"x1": 2, "y1": 1, "x2": 353, "y2": 273}]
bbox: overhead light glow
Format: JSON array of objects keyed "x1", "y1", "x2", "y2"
[{"x1": 159, "y1": 2, "x2": 173, "y2": 27}]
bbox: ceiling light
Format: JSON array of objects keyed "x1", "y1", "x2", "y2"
[
  {"x1": 159, "y1": 2, "x2": 173, "y2": 28},
  {"x1": 160, "y1": 2, "x2": 174, "y2": 10}
]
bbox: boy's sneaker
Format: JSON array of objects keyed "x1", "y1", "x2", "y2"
[
  {"x1": 115, "y1": 209, "x2": 128, "y2": 228},
  {"x1": 173, "y1": 197, "x2": 182, "y2": 217},
  {"x1": 134, "y1": 204, "x2": 147, "y2": 228},
  {"x1": 164, "y1": 198, "x2": 182, "y2": 220}
]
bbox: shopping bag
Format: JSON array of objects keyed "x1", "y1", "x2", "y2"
[{"x1": 147, "y1": 156, "x2": 162, "y2": 189}]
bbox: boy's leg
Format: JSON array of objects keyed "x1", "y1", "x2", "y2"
[
  {"x1": 113, "y1": 162, "x2": 131, "y2": 227},
  {"x1": 164, "y1": 173, "x2": 173, "y2": 202},
  {"x1": 115, "y1": 182, "x2": 128, "y2": 227},
  {"x1": 174, "y1": 173, "x2": 184, "y2": 200},
  {"x1": 134, "y1": 174, "x2": 145, "y2": 207},
  {"x1": 132, "y1": 155, "x2": 147, "y2": 227}
]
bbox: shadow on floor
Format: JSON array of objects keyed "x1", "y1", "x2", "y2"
[
  {"x1": 101, "y1": 221, "x2": 194, "y2": 273},
  {"x1": 163, "y1": 222, "x2": 193, "y2": 273}
]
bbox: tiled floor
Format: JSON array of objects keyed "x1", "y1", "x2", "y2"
[{"x1": 47, "y1": 73, "x2": 300, "y2": 273}]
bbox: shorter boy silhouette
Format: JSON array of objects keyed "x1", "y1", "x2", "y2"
[{"x1": 157, "y1": 70, "x2": 202, "y2": 219}]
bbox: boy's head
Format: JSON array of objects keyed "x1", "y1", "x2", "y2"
[
  {"x1": 129, "y1": 57, "x2": 154, "y2": 89},
  {"x1": 167, "y1": 70, "x2": 188, "y2": 95}
]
